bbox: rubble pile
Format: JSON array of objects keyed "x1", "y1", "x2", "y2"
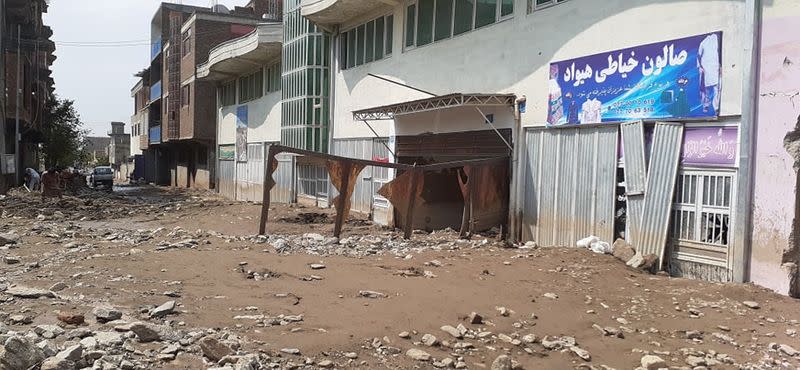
[{"x1": 0, "y1": 187, "x2": 222, "y2": 222}]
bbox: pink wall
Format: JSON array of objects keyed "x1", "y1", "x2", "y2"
[{"x1": 751, "y1": 16, "x2": 800, "y2": 295}]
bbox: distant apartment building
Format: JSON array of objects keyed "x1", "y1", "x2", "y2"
[
  {"x1": 131, "y1": 1, "x2": 273, "y2": 190},
  {"x1": 83, "y1": 136, "x2": 110, "y2": 165},
  {"x1": 107, "y1": 121, "x2": 130, "y2": 169},
  {"x1": 0, "y1": 0, "x2": 56, "y2": 192}
]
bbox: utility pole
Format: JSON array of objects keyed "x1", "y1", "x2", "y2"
[{"x1": 14, "y1": 23, "x2": 20, "y2": 185}]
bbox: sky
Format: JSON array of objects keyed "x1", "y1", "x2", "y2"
[{"x1": 43, "y1": 0, "x2": 245, "y2": 136}]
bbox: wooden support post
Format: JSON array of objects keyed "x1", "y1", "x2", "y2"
[
  {"x1": 403, "y1": 168, "x2": 421, "y2": 239},
  {"x1": 332, "y1": 161, "x2": 353, "y2": 238},
  {"x1": 258, "y1": 146, "x2": 279, "y2": 235},
  {"x1": 458, "y1": 168, "x2": 471, "y2": 239}
]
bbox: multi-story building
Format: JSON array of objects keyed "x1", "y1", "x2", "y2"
[
  {"x1": 107, "y1": 121, "x2": 130, "y2": 170},
  {"x1": 137, "y1": 0, "x2": 800, "y2": 297},
  {"x1": 133, "y1": 1, "x2": 269, "y2": 189},
  {"x1": 0, "y1": 0, "x2": 55, "y2": 192},
  {"x1": 293, "y1": 0, "x2": 800, "y2": 297}
]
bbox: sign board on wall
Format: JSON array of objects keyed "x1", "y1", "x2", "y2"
[
  {"x1": 219, "y1": 145, "x2": 235, "y2": 161},
  {"x1": 547, "y1": 31, "x2": 723, "y2": 125},
  {"x1": 619, "y1": 125, "x2": 737, "y2": 167},
  {"x1": 681, "y1": 126, "x2": 737, "y2": 167},
  {"x1": 236, "y1": 106, "x2": 248, "y2": 162}
]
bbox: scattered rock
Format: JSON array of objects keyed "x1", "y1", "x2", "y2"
[
  {"x1": 0, "y1": 336, "x2": 46, "y2": 370},
  {"x1": 398, "y1": 331, "x2": 411, "y2": 339},
  {"x1": 612, "y1": 238, "x2": 636, "y2": 262},
  {"x1": 570, "y1": 346, "x2": 591, "y2": 361},
  {"x1": 49, "y1": 282, "x2": 67, "y2": 292},
  {"x1": 3, "y1": 256, "x2": 20, "y2": 264},
  {"x1": 309, "y1": 263, "x2": 326, "y2": 270},
  {"x1": 543, "y1": 292, "x2": 558, "y2": 299},
  {"x1": 469, "y1": 312, "x2": 483, "y2": 324},
  {"x1": 491, "y1": 354, "x2": 512, "y2": 370},
  {"x1": 742, "y1": 301, "x2": 760, "y2": 309},
  {"x1": 40, "y1": 357, "x2": 75, "y2": 370},
  {"x1": 128, "y1": 322, "x2": 161, "y2": 342},
  {"x1": 199, "y1": 337, "x2": 232, "y2": 362},
  {"x1": 685, "y1": 355, "x2": 706, "y2": 367},
  {"x1": 421, "y1": 333, "x2": 438, "y2": 346},
  {"x1": 441, "y1": 325, "x2": 463, "y2": 339},
  {"x1": 5, "y1": 286, "x2": 55, "y2": 299},
  {"x1": 150, "y1": 300, "x2": 176, "y2": 318},
  {"x1": 641, "y1": 354, "x2": 667, "y2": 370},
  {"x1": 541, "y1": 336, "x2": 576, "y2": 350},
  {"x1": 779, "y1": 343, "x2": 799, "y2": 356},
  {"x1": 92, "y1": 307, "x2": 122, "y2": 323},
  {"x1": 57, "y1": 312, "x2": 84, "y2": 325},
  {"x1": 406, "y1": 348, "x2": 431, "y2": 361},
  {"x1": 34, "y1": 325, "x2": 64, "y2": 339},
  {"x1": 0, "y1": 232, "x2": 20, "y2": 246},
  {"x1": 280, "y1": 348, "x2": 301, "y2": 355},
  {"x1": 358, "y1": 290, "x2": 387, "y2": 299},
  {"x1": 55, "y1": 344, "x2": 83, "y2": 362}
]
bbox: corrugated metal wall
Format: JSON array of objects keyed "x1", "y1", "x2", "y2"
[
  {"x1": 332, "y1": 138, "x2": 376, "y2": 214},
  {"x1": 634, "y1": 122, "x2": 684, "y2": 268},
  {"x1": 218, "y1": 159, "x2": 236, "y2": 200},
  {"x1": 272, "y1": 153, "x2": 295, "y2": 204},
  {"x1": 236, "y1": 143, "x2": 265, "y2": 202},
  {"x1": 216, "y1": 143, "x2": 294, "y2": 204},
  {"x1": 621, "y1": 121, "x2": 648, "y2": 245},
  {"x1": 522, "y1": 126, "x2": 618, "y2": 246}
]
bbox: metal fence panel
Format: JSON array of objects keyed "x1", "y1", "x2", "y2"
[
  {"x1": 522, "y1": 126, "x2": 618, "y2": 246},
  {"x1": 621, "y1": 121, "x2": 647, "y2": 245},
  {"x1": 635, "y1": 122, "x2": 684, "y2": 268},
  {"x1": 217, "y1": 159, "x2": 236, "y2": 200}
]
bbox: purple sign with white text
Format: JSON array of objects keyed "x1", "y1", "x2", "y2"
[{"x1": 681, "y1": 127, "x2": 737, "y2": 167}]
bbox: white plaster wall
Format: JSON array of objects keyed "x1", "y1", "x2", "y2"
[
  {"x1": 332, "y1": 0, "x2": 747, "y2": 139},
  {"x1": 217, "y1": 91, "x2": 282, "y2": 145},
  {"x1": 750, "y1": 0, "x2": 800, "y2": 295},
  {"x1": 394, "y1": 105, "x2": 515, "y2": 136},
  {"x1": 130, "y1": 113, "x2": 143, "y2": 156}
]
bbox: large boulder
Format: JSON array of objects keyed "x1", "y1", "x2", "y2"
[
  {"x1": 612, "y1": 238, "x2": 636, "y2": 262},
  {"x1": 0, "y1": 336, "x2": 46, "y2": 370}
]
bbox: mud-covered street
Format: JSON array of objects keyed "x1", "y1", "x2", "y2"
[{"x1": 0, "y1": 186, "x2": 797, "y2": 370}]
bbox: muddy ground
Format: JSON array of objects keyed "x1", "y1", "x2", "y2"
[{"x1": 1, "y1": 185, "x2": 799, "y2": 370}]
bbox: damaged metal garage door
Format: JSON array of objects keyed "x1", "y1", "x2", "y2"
[{"x1": 522, "y1": 126, "x2": 618, "y2": 246}]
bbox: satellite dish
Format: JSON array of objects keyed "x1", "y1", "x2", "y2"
[{"x1": 212, "y1": 4, "x2": 230, "y2": 13}]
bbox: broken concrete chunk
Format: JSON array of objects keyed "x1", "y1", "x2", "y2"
[
  {"x1": 199, "y1": 337, "x2": 232, "y2": 362},
  {"x1": 358, "y1": 290, "x2": 387, "y2": 299},
  {"x1": 92, "y1": 307, "x2": 122, "y2": 323},
  {"x1": 150, "y1": 300, "x2": 176, "y2": 318},
  {"x1": 641, "y1": 354, "x2": 667, "y2": 370},
  {"x1": 5, "y1": 286, "x2": 55, "y2": 299},
  {"x1": 405, "y1": 348, "x2": 431, "y2": 361}
]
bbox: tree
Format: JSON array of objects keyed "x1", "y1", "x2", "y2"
[{"x1": 41, "y1": 95, "x2": 88, "y2": 169}]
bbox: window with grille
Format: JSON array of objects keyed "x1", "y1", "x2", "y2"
[
  {"x1": 182, "y1": 29, "x2": 192, "y2": 57},
  {"x1": 220, "y1": 81, "x2": 236, "y2": 106},
  {"x1": 181, "y1": 84, "x2": 190, "y2": 107},
  {"x1": 671, "y1": 170, "x2": 734, "y2": 248},
  {"x1": 341, "y1": 14, "x2": 393, "y2": 69},
  {"x1": 405, "y1": 0, "x2": 513, "y2": 49},
  {"x1": 238, "y1": 70, "x2": 264, "y2": 103}
]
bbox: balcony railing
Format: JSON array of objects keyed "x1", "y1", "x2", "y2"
[
  {"x1": 149, "y1": 80, "x2": 162, "y2": 102},
  {"x1": 149, "y1": 126, "x2": 162, "y2": 144},
  {"x1": 151, "y1": 39, "x2": 163, "y2": 61}
]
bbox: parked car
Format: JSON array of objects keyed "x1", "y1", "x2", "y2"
[{"x1": 90, "y1": 166, "x2": 114, "y2": 189}]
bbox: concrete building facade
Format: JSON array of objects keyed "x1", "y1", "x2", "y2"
[{"x1": 0, "y1": 0, "x2": 55, "y2": 192}]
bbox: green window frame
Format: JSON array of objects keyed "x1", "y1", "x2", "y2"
[
  {"x1": 528, "y1": 0, "x2": 568, "y2": 13},
  {"x1": 405, "y1": 0, "x2": 512, "y2": 49},
  {"x1": 341, "y1": 14, "x2": 395, "y2": 70}
]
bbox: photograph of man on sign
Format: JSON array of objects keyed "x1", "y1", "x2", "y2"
[{"x1": 698, "y1": 33, "x2": 721, "y2": 114}]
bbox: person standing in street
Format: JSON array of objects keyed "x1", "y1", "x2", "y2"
[{"x1": 24, "y1": 168, "x2": 40, "y2": 192}]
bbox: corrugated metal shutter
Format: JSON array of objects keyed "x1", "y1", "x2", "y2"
[
  {"x1": 522, "y1": 126, "x2": 618, "y2": 246},
  {"x1": 621, "y1": 121, "x2": 647, "y2": 246},
  {"x1": 634, "y1": 122, "x2": 684, "y2": 269},
  {"x1": 217, "y1": 159, "x2": 236, "y2": 200},
  {"x1": 236, "y1": 143, "x2": 265, "y2": 202},
  {"x1": 332, "y1": 139, "x2": 374, "y2": 214}
]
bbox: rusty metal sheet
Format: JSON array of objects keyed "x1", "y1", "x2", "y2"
[
  {"x1": 463, "y1": 162, "x2": 509, "y2": 233},
  {"x1": 327, "y1": 159, "x2": 367, "y2": 237}
]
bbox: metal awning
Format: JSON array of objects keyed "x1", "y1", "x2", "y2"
[{"x1": 352, "y1": 93, "x2": 517, "y2": 121}]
